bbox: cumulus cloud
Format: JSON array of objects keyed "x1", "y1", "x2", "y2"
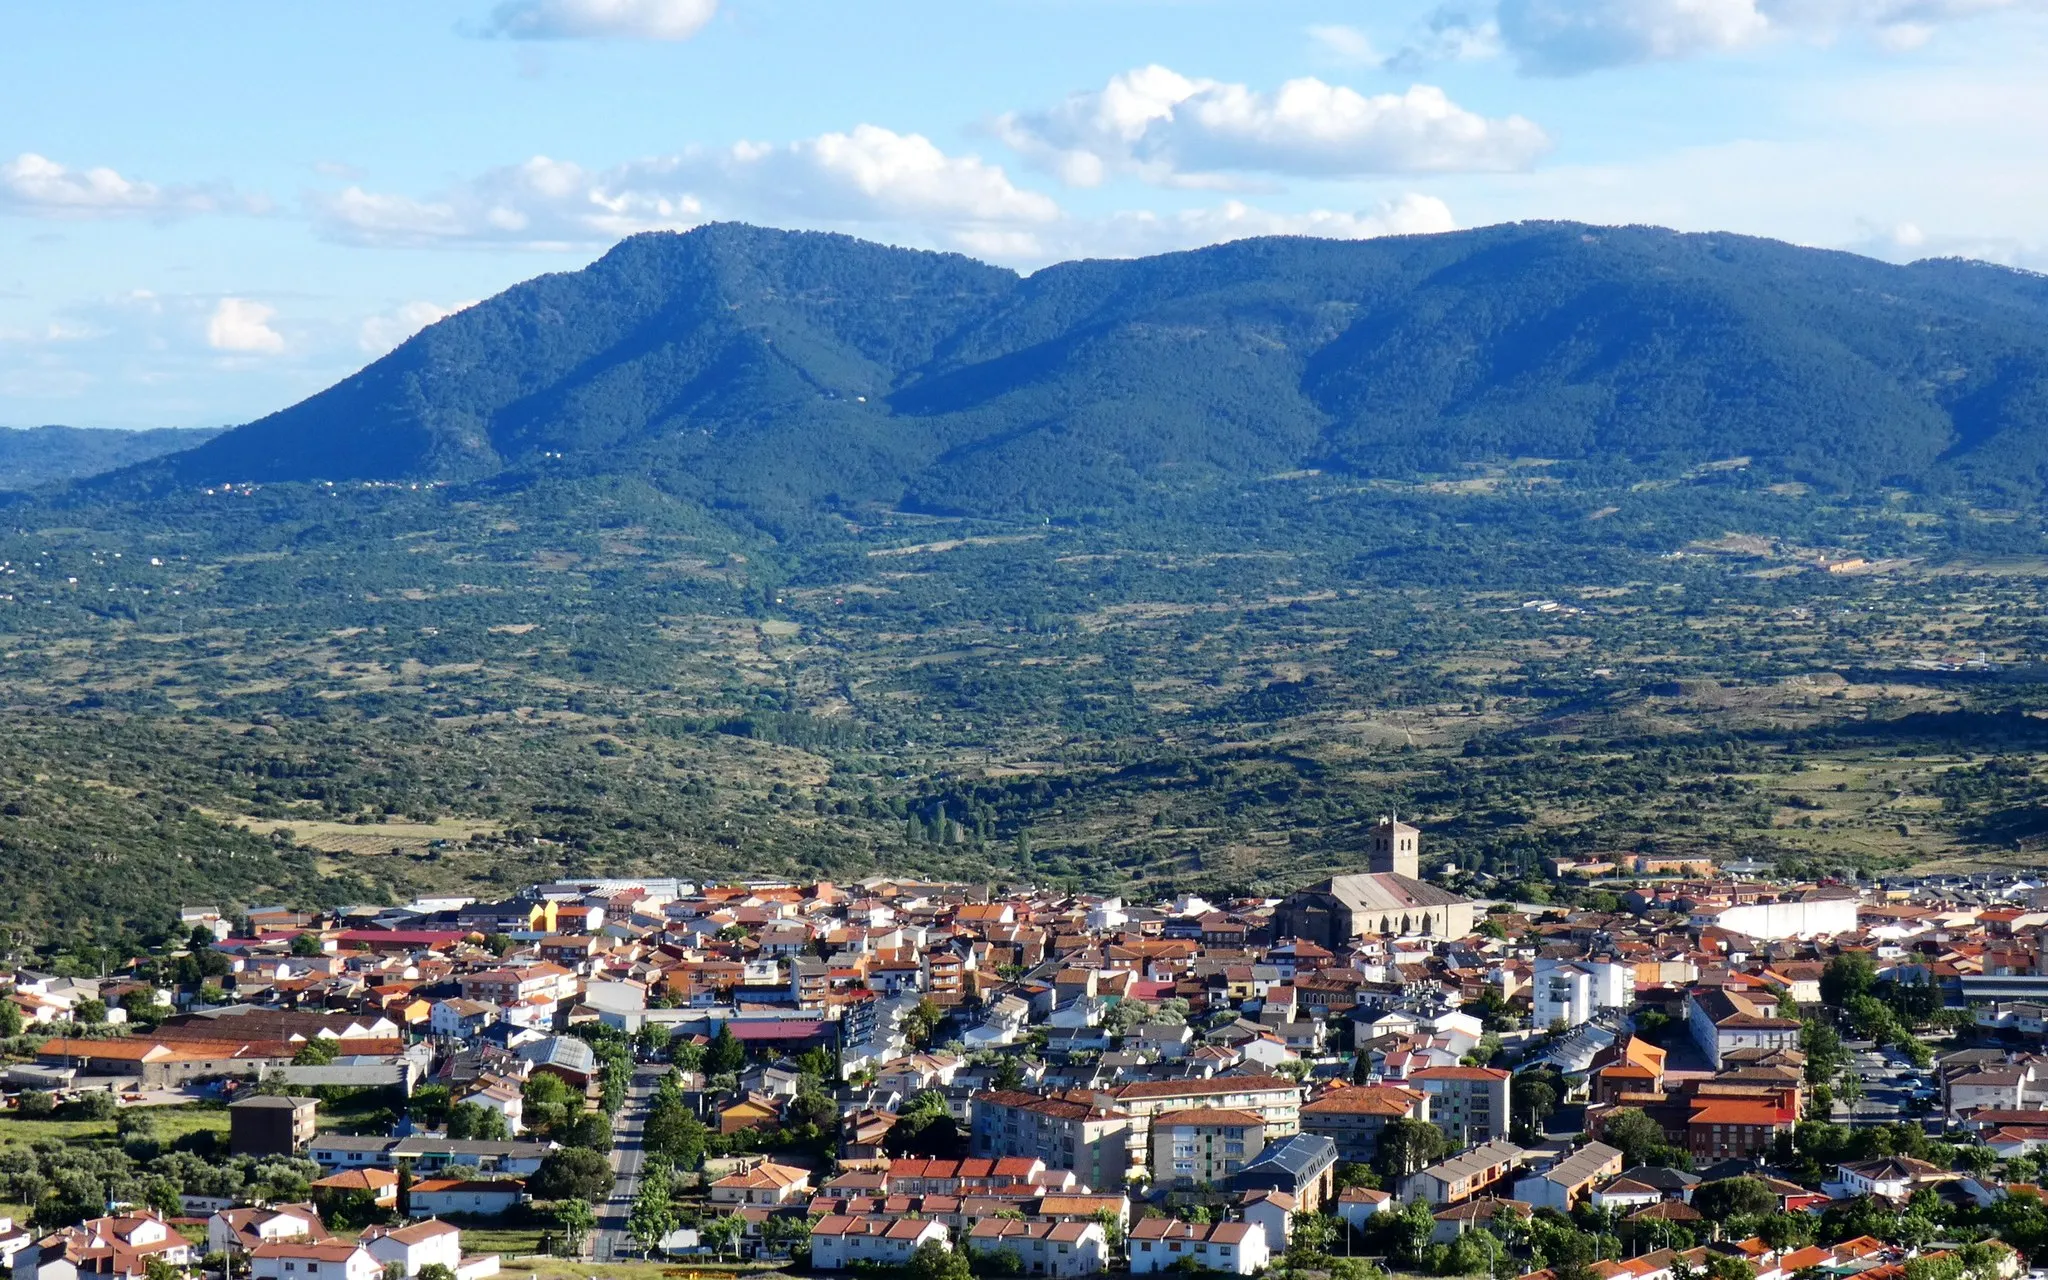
[
  {"x1": 992, "y1": 66, "x2": 1550, "y2": 188},
  {"x1": 1078, "y1": 194, "x2": 1459, "y2": 258},
  {"x1": 482, "y1": 0, "x2": 718, "y2": 40},
  {"x1": 311, "y1": 125, "x2": 1059, "y2": 250},
  {"x1": 206, "y1": 299, "x2": 286, "y2": 354},
  {"x1": 1428, "y1": 0, "x2": 2039, "y2": 73},
  {"x1": 0, "y1": 152, "x2": 249, "y2": 218}
]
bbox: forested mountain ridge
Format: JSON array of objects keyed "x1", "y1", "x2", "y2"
[
  {"x1": 123, "y1": 221, "x2": 2048, "y2": 514},
  {"x1": 0, "y1": 425, "x2": 220, "y2": 491}
]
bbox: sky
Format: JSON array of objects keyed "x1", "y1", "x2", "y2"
[{"x1": 4, "y1": 0, "x2": 2048, "y2": 429}]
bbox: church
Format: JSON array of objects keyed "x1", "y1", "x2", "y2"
[{"x1": 1271, "y1": 818, "x2": 1476, "y2": 944}]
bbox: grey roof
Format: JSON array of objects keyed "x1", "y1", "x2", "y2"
[
  {"x1": 1305, "y1": 873, "x2": 1471, "y2": 913},
  {"x1": 391, "y1": 1137, "x2": 555, "y2": 1157},
  {"x1": 1608, "y1": 1166, "x2": 1701, "y2": 1191},
  {"x1": 1416, "y1": 1140, "x2": 1528, "y2": 1185},
  {"x1": 311, "y1": 1135, "x2": 400, "y2": 1151},
  {"x1": 515, "y1": 1036, "x2": 597, "y2": 1074},
  {"x1": 231, "y1": 1095, "x2": 318, "y2": 1109},
  {"x1": 1235, "y1": 1133, "x2": 1338, "y2": 1182},
  {"x1": 1521, "y1": 1142, "x2": 1622, "y2": 1188}
]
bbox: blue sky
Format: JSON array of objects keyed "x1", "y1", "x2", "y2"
[{"x1": 4, "y1": 0, "x2": 2047, "y2": 428}]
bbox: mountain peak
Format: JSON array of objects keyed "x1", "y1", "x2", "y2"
[{"x1": 122, "y1": 221, "x2": 2048, "y2": 511}]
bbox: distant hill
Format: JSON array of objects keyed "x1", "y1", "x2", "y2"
[
  {"x1": 0, "y1": 424, "x2": 221, "y2": 491},
  {"x1": 126, "y1": 221, "x2": 2048, "y2": 513}
]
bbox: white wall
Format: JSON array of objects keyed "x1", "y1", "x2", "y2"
[{"x1": 1713, "y1": 899, "x2": 1858, "y2": 941}]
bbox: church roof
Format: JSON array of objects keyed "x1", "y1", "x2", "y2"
[{"x1": 1305, "y1": 873, "x2": 1470, "y2": 912}]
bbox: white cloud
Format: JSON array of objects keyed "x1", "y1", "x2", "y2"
[
  {"x1": 358, "y1": 300, "x2": 476, "y2": 355},
  {"x1": 1307, "y1": 24, "x2": 1386, "y2": 65},
  {"x1": 312, "y1": 125, "x2": 1058, "y2": 250},
  {"x1": 206, "y1": 298, "x2": 285, "y2": 354},
  {"x1": 1076, "y1": 194, "x2": 1459, "y2": 259},
  {"x1": 993, "y1": 66, "x2": 1550, "y2": 188},
  {"x1": 1447, "y1": 0, "x2": 2040, "y2": 73},
  {"x1": 0, "y1": 152, "x2": 247, "y2": 218},
  {"x1": 483, "y1": 0, "x2": 717, "y2": 40}
]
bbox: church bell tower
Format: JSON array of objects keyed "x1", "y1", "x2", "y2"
[{"x1": 1369, "y1": 815, "x2": 1421, "y2": 878}]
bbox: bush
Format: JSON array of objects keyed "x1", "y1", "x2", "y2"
[
  {"x1": 16, "y1": 1090, "x2": 55, "y2": 1118},
  {"x1": 63, "y1": 1091, "x2": 119, "y2": 1121}
]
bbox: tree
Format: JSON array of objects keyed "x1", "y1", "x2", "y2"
[
  {"x1": 702, "y1": 1212, "x2": 748, "y2": 1261},
  {"x1": 0, "y1": 999, "x2": 21, "y2": 1038},
  {"x1": 903, "y1": 997, "x2": 945, "y2": 1049},
  {"x1": 707, "y1": 1022, "x2": 747, "y2": 1076},
  {"x1": 907, "y1": 1238, "x2": 971, "y2": 1280},
  {"x1": 290, "y1": 931, "x2": 326, "y2": 957},
  {"x1": 887, "y1": 1090, "x2": 966, "y2": 1158},
  {"x1": 563, "y1": 1111, "x2": 612, "y2": 1152},
  {"x1": 628, "y1": 1166, "x2": 676, "y2": 1254},
  {"x1": 635, "y1": 1022, "x2": 674, "y2": 1060},
  {"x1": 787, "y1": 1085, "x2": 837, "y2": 1132},
  {"x1": 523, "y1": 1071, "x2": 580, "y2": 1136},
  {"x1": 761, "y1": 1214, "x2": 813, "y2": 1260},
  {"x1": 1693, "y1": 1177, "x2": 1777, "y2": 1220},
  {"x1": 447, "y1": 1102, "x2": 510, "y2": 1141},
  {"x1": 74, "y1": 998, "x2": 107, "y2": 1025},
  {"x1": 293, "y1": 1037, "x2": 339, "y2": 1066},
  {"x1": 555, "y1": 1198, "x2": 596, "y2": 1256},
  {"x1": 17, "y1": 1090, "x2": 54, "y2": 1118},
  {"x1": 418, "y1": 1266, "x2": 456, "y2": 1280},
  {"x1": 119, "y1": 989, "x2": 169, "y2": 1029},
  {"x1": 1602, "y1": 1109, "x2": 1687, "y2": 1170},
  {"x1": 1821, "y1": 953, "x2": 1877, "y2": 1008},
  {"x1": 1373, "y1": 1117, "x2": 1451, "y2": 1180},
  {"x1": 644, "y1": 1097, "x2": 708, "y2": 1171},
  {"x1": 1801, "y1": 1021, "x2": 1845, "y2": 1084},
  {"x1": 531, "y1": 1147, "x2": 615, "y2": 1202},
  {"x1": 1511, "y1": 1073, "x2": 1560, "y2": 1143}
]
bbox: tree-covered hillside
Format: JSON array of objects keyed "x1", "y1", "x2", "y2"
[
  {"x1": 120, "y1": 221, "x2": 2048, "y2": 515},
  {"x1": 0, "y1": 425, "x2": 220, "y2": 491}
]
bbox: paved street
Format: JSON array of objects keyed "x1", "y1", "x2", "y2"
[{"x1": 592, "y1": 1063, "x2": 666, "y2": 1263}]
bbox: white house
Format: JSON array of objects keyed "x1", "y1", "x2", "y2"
[
  {"x1": 1240, "y1": 1190, "x2": 1296, "y2": 1253},
  {"x1": 456, "y1": 1077, "x2": 525, "y2": 1135},
  {"x1": 1335, "y1": 1187, "x2": 1394, "y2": 1233},
  {"x1": 361, "y1": 1221, "x2": 461, "y2": 1277},
  {"x1": 405, "y1": 1179, "x2": 528, "y2": 1219},
  {"x1": 1833, "y1": 1156, "x2": 1952, "y2": 1203},
  {"x1": 809, "y1": 1216, "x2": 951, "y2": 1270},
  {"x1": 965, "y1": 1219, "x2": 1110, "y2": 1277},
  {"x1": 208, "y1": 1206, "x2": 325, "y2": 1258},
  {"x1": 248, "y1": 1240, "x2": 383, "y2": 1280},
  {"x1": 1532, "y1": 958, "x2": 1632, "y2": 1029},
  {"x1": 1128, "y1": 1220, "x2": 1268, "y2": 1276},
  {"x1": 429, "y1": 1000, "x2": 498, "y2": 1038}
]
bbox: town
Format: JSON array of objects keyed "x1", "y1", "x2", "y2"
[{"x1": 5, "y1": 819, "x2": 2048, "y2": 1280}]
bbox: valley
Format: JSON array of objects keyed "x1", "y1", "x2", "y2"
[{"x1": 4, "y1": 446, "x2": 2048, "y2": 947}]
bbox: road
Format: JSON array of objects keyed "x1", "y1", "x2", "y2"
[{"x1": 592, "y1": 1063, "x2": 666, "y2": 1263}]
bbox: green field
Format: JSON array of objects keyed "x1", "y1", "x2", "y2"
[{"x1": 0, "y1": 1105, "x2": 229, "y2": 1148}]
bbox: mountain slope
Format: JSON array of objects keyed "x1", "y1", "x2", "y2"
[
  {"x1": 135, "y1": 221, "x2": 2048, "y2": 512},
  {"x1": 0, "y1": 425, "x2": 220, "y2": 490}
]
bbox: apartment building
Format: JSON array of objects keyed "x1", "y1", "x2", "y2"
[
  {"x1": 972, "y1": 1090, "x2": 1134, "y2": 1192},
  {"x1": 1408, "y1": 1066, "x2": 1511, "y2": 1146},
  {"x1": 1148, "y1": 1108, "x2": 1265, "y2": 1190}
]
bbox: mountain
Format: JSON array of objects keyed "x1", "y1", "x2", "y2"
[
  {"x1": 132, "y1": 221, "x2": 2048, "y2": 513},
  {"x1": 0, "y1": 424, "x2": 221, "y2": 491}
]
